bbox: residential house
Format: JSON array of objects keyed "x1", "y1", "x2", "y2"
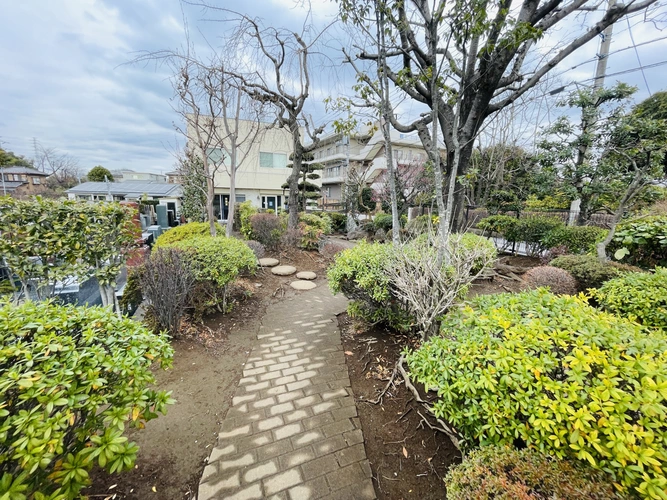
[
  {"x1": 108, "y1": 169, "x2": 165, "y2": 182},
  {"x1": 189, "y1": 118, "x2": 305, "y2": 220},
  {"x1": 0, "y1": 166, "x2": 50, "y2": 197},
  {"x1": 66, "y1": 180, "x2": 183, "y2": 224},
  {"x1": 311, "y1": 125, "x2": 432, "y2": 207},
  {"x1": 165, "y1": 171, "x2": 182, "y2": 184}
]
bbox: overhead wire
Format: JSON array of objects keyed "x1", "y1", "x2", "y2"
[{"x1": 626, "y1": 17, "x2": 652, "y2": 95}]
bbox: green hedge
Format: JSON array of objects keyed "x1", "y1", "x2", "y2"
[
  {"x1": 299, "y1": 213, "x2": 332, "y2": 235},
  {"x1": 541, "y1": 225, "x2": 608, "y2": 254},
  {"x1": 0, "y1": 300, "x2": 173, "y2": 498},
  {"x1": 373, "y1": 213, "x2": 393, "y2": 232},
  {"x1": 154, "y1": 222, "x2": 224, "y2": 248},
  {"x1": 591, "y1": 267, "x2": 667, "y2": 330},
  {"x1": 406, "y1": 290, "x2": 667, "y2": 498},
  {"x1": 446, "y1": 446, "x2": 619, "y2": 500}
]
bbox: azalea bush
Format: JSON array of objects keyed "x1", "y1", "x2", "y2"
[
  {"x1": 590, "y1": 267, "x2": 667, "y2": 329},
  {"x1": 406, "y1": 290, "x2": 667, "y2": 498},
  {"x1": 0, "y1": 300, "x2": 174, "y2": 499},
  {"x1": 550, "y1": 254, "x2": 639, "y2": 290}
]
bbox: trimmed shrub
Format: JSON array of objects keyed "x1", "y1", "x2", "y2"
[
  {"x1": 446, "y1": 446, "x2": 619, "y2": 500},
  {"x1": 513, "y1": 216, "x2": 565, "y2": 257},
  {"x1": 477, "y1": 214, "x2": 518, "y2": 236},
  {"x1": 609, "y1": 216, "x2": 667, "y2": 268},
  {"x1": 457, "y1": 233, "x2": 497, "y2": 273},
  {"x1": 245, "y1": 240, "x2": 266, "y2": 259},
  {"x1": 590, "y1": 267, "x2": 667, "y2": 329},
  {"x1": 238, "y1": 201, "x2": 258, "y2": 239},
  {"x1": 542, "y1": 225, "x2": 608, "y2": 254},
  {"x1": 249, "y1": 213, "x2": 283, "y2": 249},
  {"x1": 168, "y1": 236, "x2": 256, "y2": 314},
  {"x1": 0, "y1": 300, "x2": 173, "y2": 498},
  {"x1": 299, "y1": 223, "x2": 323, "y2": 250},
  {"x1": 405, "y1": 290, "x2": 667, "y2": 498},
  {"x1": 154, "y1": 221, "x2": 224, "y2": 248},
  {"x1": 299, "y1": 213, "x2": 332, "y2": 235},
  {"x1": 550, "y1": 254, "x2": 634, "y2": 290},
  {"x1": 327, "y1": 241, "x2": 414, "y2": 332},
  {"x1": 521, "y1": 266, "x2": 579, "y2": 295},
  {"x1": 373, "y1": 213, "x2": 393, "y2": 232}
]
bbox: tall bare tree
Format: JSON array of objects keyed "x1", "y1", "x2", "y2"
[
  {"x1": 339, "y1": 0, "x2": 660, "y2": 233},
  {"x1": 192, "y1": 6, "x2": 329, "y2": 229},
  {"x1": 32, "y1": 140, "x2": 81, "y2": 189}
]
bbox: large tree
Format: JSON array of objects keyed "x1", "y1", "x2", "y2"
[
  {"x1": 339, "y1": 0, "x2": 659, "y2": 234},
  {"x1": 87, "y1": 165, "x2": 114, "y2": 182}
]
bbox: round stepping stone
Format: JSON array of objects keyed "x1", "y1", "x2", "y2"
[
  {"x1": 271, "y1": 265, "x2": 297, "y2": 276},
  {"x1": 258, "y1": 258, "x2": 279, "y2": 267},
  {"x1": 290, "y1": 280, "x2": 317, "y2": 290},
  {"x1": 296, "y1": 271, "x2": 317, "y2": 280}
]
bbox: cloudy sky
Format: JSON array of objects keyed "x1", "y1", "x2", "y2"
[{"x1": 0, "y1": 0, "x2": 665, "y2": 175}]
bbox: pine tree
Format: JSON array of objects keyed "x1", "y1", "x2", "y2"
[{"x1": 283, "y1": 152, "x2": 323, "y2": 211}]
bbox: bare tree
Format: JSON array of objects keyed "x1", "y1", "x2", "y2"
[
  {"x1": 340, "y1": 0, "x2": 660, "y2": 234},
  {"x1": 32, "y1": 140, "x2": 81, "y2": 189},
  {"x1": 192, "y1": 6, "x2": 330, "y2": 229}
]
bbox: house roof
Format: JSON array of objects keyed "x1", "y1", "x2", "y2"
[
  {"x1": 66, "y1": 180, "x2": 182, "y2": 198},
  {"x1": 0, "y1": 181, "x2": 25, "y2": 193},
  {"x1": 0, "y1": 165, "x2": 49, "y2": 176}
]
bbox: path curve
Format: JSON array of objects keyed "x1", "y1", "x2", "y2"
[{"x1": 198, "y1": 285, "x2": 376, "y2": 500}]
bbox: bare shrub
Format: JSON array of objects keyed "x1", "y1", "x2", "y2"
[
  {"x1": 386, "y1": 231, "x2": 497, "y2": 339},
  {"x1": 522, "y1": 266, "x2": 578, "y2": 295},
  {"x1": 319, "y1": 241, "x2": 346, "y2": 260},
  {"x1": 141, "y1": 248, "x2": 195, "y2": 336},
  {"x1": 249, "y1": 213, "x2": 283, "y2": 249},
  {"x1": 281, "y1": 227, "x2": 303, "y2": 249},
  {"x1": 245, "y1": 240, "x2": 266, "y2": 259}
]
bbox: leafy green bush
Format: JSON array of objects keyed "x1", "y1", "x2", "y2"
[
  {"x1": 477, "y1": 214, "x2": 518, "y2": 237},
  {"x1": 457, "y1": 233, "x2": 497, "y2": 273},
  {"x1": 609, "y1": 216, "x2": 667, "y2": 268},
  {"x1": 249, "y1": 213, "x2": 284, "y2": 250},
  {"x1": 524, "y1": 193, "x2": 571, "y2": 211},
  {"x1": 328, "y1": 212, "x2": 347, "y2": 233},
  {"x1": 446, "y1": 446, "x2": 619, "y2": 500},
  {"x1": 238, "y1": 201, "x2": 258, "y2": 239},
  {"x1": 154, "y1": 222, "x2": 223, "y2": 249},
  {"x1": 0, "y1": 300, "x2": 173, "y2": 499},
  {"x1": 168, "y1": 236, "x2": 256, "y2": 314},
  {"x1": 327, "y1": 241, "x2": 414, "y2": 332},
  {"x1": 406, "y1": 289, "x2": 667, "y2": 498},
  {"x1": 512, "y1": 216, "x2": 565, "y2": 256},
  {"x1": 119, "y1": 265, "x2": 144, "y2": 316},
  {"x1": 550, "y1": 254, "x2": 636, "y2": 290},
  {"x1": 486, "y1": 189, "x2": 522, "y2": 214},
  {"x1": 299, "y1": 213, "x2": 332, "y2": 235},
  {"x1": 542, "y1": 225, "x2": 608, "y2": 254},
  {"x1": 590, "y1": 267, "x2": 667, "y2": 329},
  {"x1": 373, "y1": 213, "x2": 393, "y2": 232}
]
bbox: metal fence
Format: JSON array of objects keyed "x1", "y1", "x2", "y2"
[{"x1": 464, "y1": 206, "x2": 614, "y2": 229}]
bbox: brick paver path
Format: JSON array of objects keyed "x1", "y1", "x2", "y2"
[{"x1": 198, "y1": 286, "x2": 376, "y2": 500}]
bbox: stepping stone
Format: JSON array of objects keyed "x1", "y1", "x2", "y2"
[
  {"x1": 296, "y1": 271, "x2": 317, "y2": 280},
  {"x1": 271, "y1": 265, "x2": 297, "y2": 276},
  {"x1": 290, "y1": 280, "x2": 317, "y2": 290},
  {"x1": 258, "y1": 258, "x2": 280, "y2": 267}
]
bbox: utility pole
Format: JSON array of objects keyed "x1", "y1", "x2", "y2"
[{"x1": 569, "y1": 0, "x2": 617, "y2": 225}]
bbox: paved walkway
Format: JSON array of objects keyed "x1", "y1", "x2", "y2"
[{"x1": 198, "y1": 286, "x2": 376, "y2": 500}]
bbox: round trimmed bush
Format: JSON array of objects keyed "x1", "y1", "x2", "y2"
[
  {"x1": 542, "y1": 225, "x2": 608, "y2": 254},
  {"x1": 373, "y1": 213, "x2": 393, "y2": 232},
  {"x1": 521, "y1": 266, "x2": 578, "y2": 295},
  {"x1": 590, "y1": 267, "x2": 667, "y2": 329},
  {"x1": 406, "y1": 290, "x2": 667, "y2": 498},
  {"x1": 0, "y1": 300, "x2": 174, "y2": 498},
  {"x1": 154, "y1": 221, "x2": 224, "y2": 248},
  {"x1": 446, "y1": 446, "x2": 619, "y2": 500}
]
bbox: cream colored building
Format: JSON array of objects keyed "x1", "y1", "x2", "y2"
[{"x1": 188, "y1": 117, "x2": 311, "y2": 220}]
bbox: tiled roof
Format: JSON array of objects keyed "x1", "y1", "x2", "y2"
[{"x1": 0, "y1": 165, "x2": 49, "y2": 176}]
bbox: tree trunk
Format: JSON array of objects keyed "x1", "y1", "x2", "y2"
[
  {"x1": 207, "y1": 175, "x2": 216, "y2": 237},
  {"x1": 287, "y1": 120, "x2": 302, "y2": 230},
  {"x1": 227, "y1": 166, "x2": 236, "y2": 237}
]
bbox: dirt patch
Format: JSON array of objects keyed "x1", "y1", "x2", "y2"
[
  {"x1": 339, "y1": 315, "x2": 460, "y2": 500},
  {"x1": 86, "y1": 249, "x2": 328, "y2": 500}
]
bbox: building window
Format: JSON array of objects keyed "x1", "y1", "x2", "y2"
[
  {"x1": 206, "y1": 148, "x2": 227, "y2": 165},
  {"x1": 32, "y1": 177, "x2": 41, "y2": 185},
  {"x1": 259, "y1": 152, "x2": 287, "y2": 168},
  {"x1": 235, "y1": 194, "x2": 246, "y2": 203},
  {"x1": 396, "y1": 149, "x2": 403, "y2": 159},
  {"x1": 326, "y1": 166, "x2": 341, "y2": 178}
]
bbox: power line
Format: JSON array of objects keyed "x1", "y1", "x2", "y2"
[{"x1": 626, "y1": 17, "x2": 652, "y2": 95}]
